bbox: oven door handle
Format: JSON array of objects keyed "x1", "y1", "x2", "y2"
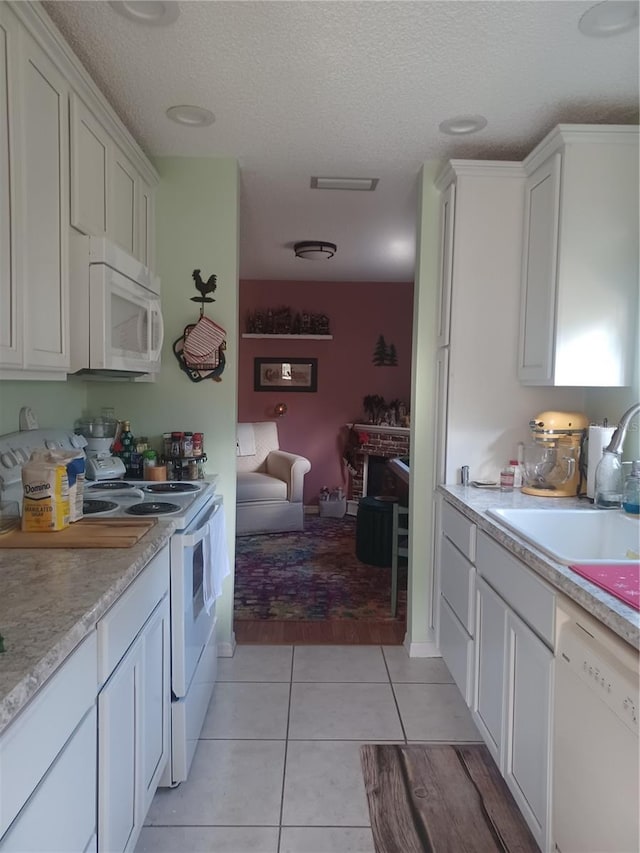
[{"x1": 180, "y1": 503, "x2": 219, "y2": 548}]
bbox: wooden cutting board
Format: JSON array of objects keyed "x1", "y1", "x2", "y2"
[{"x1": 0, "y1": 518, "x2": 157, "y2": 549}]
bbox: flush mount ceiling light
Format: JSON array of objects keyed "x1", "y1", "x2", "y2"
[
  {"x1": 294, "y1": 241, "x2": 337, "y2": 260},
  {"x1": 438, "y1": 115, "x2": 488, "y2": 136},
  {"x1": 166, "y1": 105, "x2": 215, "y2": 127},
  {"x1": 578, "y1": 0, "x2": 639, "y2": 36},
  {"x1": 311, "y1": 177, "x2": 379, "y2": 191},
  {"x1": 109, "y1": 1, "x2": 179, "y2": 25}
]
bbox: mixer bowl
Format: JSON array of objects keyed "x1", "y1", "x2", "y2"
[
  {"x1": 75, "y1": 418, "x2": 118, "y2": 439},
  {"x1": 522, "y1": 442, "x2": 578, "y2": 489}
]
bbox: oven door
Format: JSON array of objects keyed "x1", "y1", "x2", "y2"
[{"x1": 170, "y1": 498, "x2": 220, "y2": 698}]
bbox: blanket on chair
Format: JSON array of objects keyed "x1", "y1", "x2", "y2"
[{"x1": 236, "y1": 423, "x2": 256, "y2": 456}]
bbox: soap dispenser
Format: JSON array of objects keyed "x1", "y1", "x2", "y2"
[{"x1": 622, "y1": 461, "x2": 640, "y2": 516}]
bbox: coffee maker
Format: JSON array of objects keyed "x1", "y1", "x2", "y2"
[{"x1": 521, "y1": 411, "x2": 589, "y2": 497}]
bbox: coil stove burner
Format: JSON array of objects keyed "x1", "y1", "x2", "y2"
[
  {"x1": 125, "y1": 502, "x2": 182, "y2": 516},
  {"x1": 143, "y1": 482, "x2": 200, "y2": 493},
  {"x1": 83, "y1": 499, "x2": 119, "y2": 515}
]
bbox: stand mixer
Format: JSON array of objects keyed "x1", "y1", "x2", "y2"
[
  {"x1": 75, "y1": 417, "x2": 126, "y2": 480},
  {"x1": 522, "y1": 411, "x2": 589, "y2": 497}
]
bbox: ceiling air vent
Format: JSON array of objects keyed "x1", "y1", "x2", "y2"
[{"x1": 310, "y1": 177, "x2": 379, "y2": 191}]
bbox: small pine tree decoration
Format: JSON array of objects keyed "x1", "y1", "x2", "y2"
[{"x1": 373, "y1": 334, "x2": 388, "y2": 366}]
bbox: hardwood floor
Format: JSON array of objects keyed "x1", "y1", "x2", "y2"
[{"x1": 234, "y1": 618, "x2": 406, "y2": 644}]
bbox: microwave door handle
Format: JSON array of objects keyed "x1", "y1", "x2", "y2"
[{"x1": 149, "y1": 304, "x2": 164, "y2": 361}]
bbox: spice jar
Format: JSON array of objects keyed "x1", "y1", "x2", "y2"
[
  {"x1": 181, "y1": 431, "x2": 194, "y2": 457},
  {"x1": 143, "y1": 450, "x2": 157, "y2": 480},
  {"x1": 170, "y1": 431, "x2": 182, "y2": 457},
  {"x1": 193, "y1": 433, "x2": 203, "y2": 457}
]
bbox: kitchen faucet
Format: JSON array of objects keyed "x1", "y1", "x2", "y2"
[
  {"x1": 604, "y1": 402, "x2": 640, "y2": 455},
  {"x1": 594, "y1": 403, "x2": 640, "y2": 509}
]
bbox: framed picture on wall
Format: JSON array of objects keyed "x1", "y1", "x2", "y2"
[{"x1": 254, "y1": 357, "x2": 318, "y2": 392}]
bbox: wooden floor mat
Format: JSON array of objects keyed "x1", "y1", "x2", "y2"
[{"x1": 360, "y1": 743, "x2": 538, "y2": 853}]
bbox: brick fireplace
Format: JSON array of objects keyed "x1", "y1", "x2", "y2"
[{"x1": 349, "y1": 424, "x2": 410, "y2": 500}]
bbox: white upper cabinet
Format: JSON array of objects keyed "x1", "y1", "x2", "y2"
[
  {"x1": 0, "y1": 8, "x2": 20, "y2": 367},
  {"x1": 0, "y1": 2, "x2": 158, "y2": 379},
  {"x1": 19, "y1": 27, "x2": 69, "y2": 372},
  {"x1": 70, "y1": 92, "x2": 108, "y2": 237},
  {"x1": 71, "y1": 94, "x2": 156, "y2": 268},
  {"x1": 518, "y1": 125, "x2": 639, "y2": 387},
  {"x1": 0, "y1": 4, "x2": 69, "y2": 377},
  {"x1": 138, "y1": 176, "x2": 155, "y2": 271},
  {"x1": 109, "y1": 145, "x2": 137, "y2": 257}
]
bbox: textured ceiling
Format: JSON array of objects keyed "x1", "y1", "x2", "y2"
[{"x1": 42, "y1": 0, "x2": 639, "y2": 282}]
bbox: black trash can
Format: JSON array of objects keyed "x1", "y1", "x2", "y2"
[{"x1": 356, "y1": 496, "x2": 397, "y2": 567}]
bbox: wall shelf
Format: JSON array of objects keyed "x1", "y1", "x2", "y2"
[{"x1": 242, "y1": 334, "x2": 333, "y2": 340}]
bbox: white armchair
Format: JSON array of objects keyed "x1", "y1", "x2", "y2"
[{"x1": 236, "y1": 422, "x2": 311, "y2": 535}]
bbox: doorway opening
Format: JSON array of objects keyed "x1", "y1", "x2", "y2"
[{"x1": 233, "y1": 279, "x2": 414, "y2": 645}]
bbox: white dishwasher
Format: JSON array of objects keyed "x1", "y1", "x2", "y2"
[{"x1": 553, "y1": 597, "x2": 639, "y2": 853}]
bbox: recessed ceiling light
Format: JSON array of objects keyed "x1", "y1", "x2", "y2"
[
  {"x1": 439, "y1": 115, "x2": 488, "y2": 136},
  {"x1": 578, "y1": 1, "x2": 639, "y2": 36},
  {"x1": 311, "y1": 177, "x2": 379, "y2": 191},
  {"x1": 166, "y1": 105, "x2": 215, "y2": 127},
  {"x1": 109, "y1": 1, "x2": 179, "y2": 26}
]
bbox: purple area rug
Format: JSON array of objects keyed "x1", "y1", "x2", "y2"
[{"x1": 234, "y1": 515, "x2": 407, "y2": 621}]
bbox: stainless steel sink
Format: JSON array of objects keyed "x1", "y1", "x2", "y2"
[{"x1": 486, "y1": 508, "x2": 640, "y2": 565}]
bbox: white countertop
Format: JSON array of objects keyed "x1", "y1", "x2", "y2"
[
  {"x1": 0, "y1": 520, "x2": 175, "y2": 735},
  {"x1": 439, "y1": 485, "x2": 639, "y2": 650}
]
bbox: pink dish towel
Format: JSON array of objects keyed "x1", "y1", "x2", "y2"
[{"x1": 569, "y1": 563, "x2": 640, "y2": 611}]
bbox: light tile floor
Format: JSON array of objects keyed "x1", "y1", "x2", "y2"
[{"x1": 137, "y1": 645, "x2": 481, "y2": 853}]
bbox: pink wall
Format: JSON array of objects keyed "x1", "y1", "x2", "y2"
[{"x1": 238, "y1": 279, "x2": 414, "y2": 504}]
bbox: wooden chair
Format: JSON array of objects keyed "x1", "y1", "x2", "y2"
[{"x1": 391, "y1": 503, "x2": 409, "y2": 617}]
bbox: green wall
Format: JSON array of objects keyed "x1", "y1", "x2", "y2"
[
  {"x1": 0, "y1": 379, "x2": 87, "y2": 434},
  {"x1": 86, "y1": 157, "x2": 240, "y2": 652}
]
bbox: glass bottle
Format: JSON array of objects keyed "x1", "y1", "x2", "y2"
[
  {"x1": 594, "y1": 450, "x2": 623, "y2": 509},
  {"x1": 500, "y1": 463, "x2": 515, "y2": 492},
  {"x1": 120, "y1": 420, "x2": 134, "y2": 474},
  {"x1": 510, "y1": 459, "x2": 523, "y2": 489},
  {"x1": 622, "y1": 461, "x2": 640, "y2": 516}
]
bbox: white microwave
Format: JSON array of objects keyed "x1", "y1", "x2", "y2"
[{"x1": 69, "y1": 234, "x2": 164, "y2": 377}]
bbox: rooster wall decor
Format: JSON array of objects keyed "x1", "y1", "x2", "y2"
[
  {"x1": 191, "y1": 269, "x2": 217, "y2": 306},
  {"x1": 172, "y1": 268, "x2": 227, "y2": 383}
]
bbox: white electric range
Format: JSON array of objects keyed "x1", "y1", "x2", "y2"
[
  {"x1": 83, "y1": 478, "x2": 218, "y2": 528},
  {"x1": 0, "y1": 427, "x2": 217, "y2": 526},
  {"x1": 0, "y1": 427, "x2": 228, "y2": 786}
]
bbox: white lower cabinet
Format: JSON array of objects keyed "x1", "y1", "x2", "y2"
[
  {"x1": 0, "y1": 633, "x2": 98, "y2": 852},
  {"x1": 0, "y1": 546, "x2": 170, "y2": 853},
  {"x1": 472, "y1": 576, "x2": 507, "y2": 767},
  {"x1": 97, "y1": 547, "x2": 170, "y2": 853},
  {"x1": 439, "y1": 595, "x2": 474, "y2": 703},
  {"x1": 504, "y1": 610, "x2": 553, "y2": 848},
  {"x1": 438, "y1": 502, "x2": 477, "y2": 704},
  {"x1": 474, "y1": 529, "x2": 554, "y2": 851},
  {"x1": 0, "y1": 708, "x2": 97, "y2": 853}
]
